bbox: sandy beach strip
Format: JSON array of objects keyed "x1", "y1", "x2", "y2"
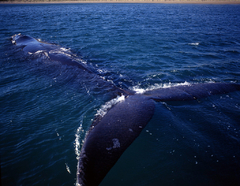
[{"x1": 1, "y1": 0, "x2": 240, "y2": 4}]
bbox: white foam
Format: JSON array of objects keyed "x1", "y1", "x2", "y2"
[
  {"x1": 95, "y1": 95, "x2": 125, "y2": 117},
  {"x1": 97, "y1": 68, "x2": 108, "y2": 74},
  {"x1": 49, "y1": 49, "x2": 72, "y2": 57},
  {"x1": 188, "y1": 42, "x2": 199, "y2": 46},
  {"x1": 75, "y1": 120, "x2": 87, "y2": 186},
  {"x1": 131, "y1": 81, "x2": 191, "y2": 94},
  {"x1": 74, "y1": 122, "x2": 83, "y2": 159},
  {"x1": 65, "y1": 163, "x2": 71, "y2": 174}
]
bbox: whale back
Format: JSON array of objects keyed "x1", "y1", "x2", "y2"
[{"x1": 11, "y1": 34, "x2": 133, "y2": 97}]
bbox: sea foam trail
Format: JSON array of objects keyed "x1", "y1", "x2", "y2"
[
  {"x1": 95, "y1": 95, "x2": 126, "y2": 118},
  {"x1": 131, "y1": 81, "x2": 191, "y2": 94},
  {"x1": 75, "y1": 121, "x2": 85, "y2": 160},
  {"x1": 188, "y1": 42, "x2": 200, "y2": 46}
]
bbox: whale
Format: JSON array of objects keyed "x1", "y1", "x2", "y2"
[{"x1": 12, "y1": 34, "x2": 240, "y2": 186}]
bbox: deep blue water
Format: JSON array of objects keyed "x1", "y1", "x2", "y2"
[{"x1": 1, "y1": 3, "x2": 240, "y2": 186}]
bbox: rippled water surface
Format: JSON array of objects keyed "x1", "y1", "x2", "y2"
[{"x1": 1, "y1": 3, "x2": 240, "y2": 186}]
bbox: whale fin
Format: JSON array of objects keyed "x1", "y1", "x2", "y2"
[
  {"x1": 144, "y1": 83, "x2": 240, "y2": 102},
  {"x1": 78, "y1": 95, "x2": 155, "y2": 186}
]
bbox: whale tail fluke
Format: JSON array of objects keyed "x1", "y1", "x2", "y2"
[
  {"x1": 78, "y1": 95, "x2": 155, "y2": 186},
  {"x1": 78, "y1": 82, "x2": 240, "y2": 186}
]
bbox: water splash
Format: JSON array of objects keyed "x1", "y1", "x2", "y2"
[
  {"x1": 65, "y1": 163, "x2": 71, "y2": 174},
  {"x1": 131, "y1": 81, "x2": 191, "y2": 94},
  {"x1": 188, "y1": 42, "x2": 200, "y2": 46},
  {"x1": 74, "y1": 122, "x2": 84, "y2": 160},
  {"x1": 95, "y1": 95, "x2": 125, "y2": 117}
]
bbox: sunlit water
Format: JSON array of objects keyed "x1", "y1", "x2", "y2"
[{"x1": 1, "y1": 3, "x2": 240, "y2": 186}]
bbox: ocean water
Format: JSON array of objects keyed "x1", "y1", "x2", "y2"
[{"x1": 1, "y1": 3, "x2": 240, "y2": 186}]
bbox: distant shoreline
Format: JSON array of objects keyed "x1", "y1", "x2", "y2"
[{"x1": 1, "y1": 0, "x2": 240, "y2": 4}]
